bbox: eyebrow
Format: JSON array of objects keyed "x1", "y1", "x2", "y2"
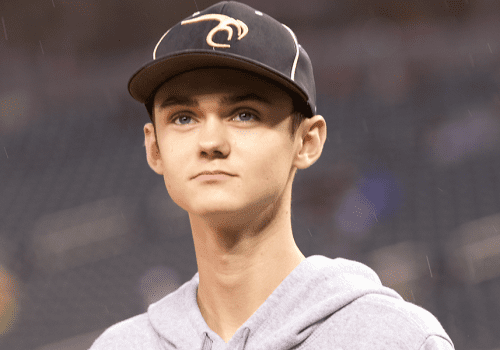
[{"x1": 158, "y1": 92, "x2": 272, "y2": 110}]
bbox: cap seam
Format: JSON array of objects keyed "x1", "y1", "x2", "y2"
[
  {"x1": 281, "y1": 23, "x2": 300, "y2": 81},
  {"x1": 153, "y1": 28, "x2": 172, "y2": 60}
]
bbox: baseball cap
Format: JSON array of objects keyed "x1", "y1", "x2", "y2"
[{"x1": 127, "y1": 1, "x2": 317, "y2": 117}]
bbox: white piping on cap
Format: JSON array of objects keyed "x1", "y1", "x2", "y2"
[
  {"x1": 154, "y1": 11, "x2": 202, "y2": 59},
  {"x1": 153, "y1": 28, "x2": 172, "y2": 59},
  {"x1": 281, "y1": 24, "x2": 299, "y2": 81}
]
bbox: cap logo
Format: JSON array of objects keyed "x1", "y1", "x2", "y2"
[{"x1": 181, "y1": 14, "x2": 248, "y2": 48}]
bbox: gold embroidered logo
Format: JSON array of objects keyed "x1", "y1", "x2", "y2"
[{"x1": 181, "y1": 14, "x2": 248, "y2": 48}]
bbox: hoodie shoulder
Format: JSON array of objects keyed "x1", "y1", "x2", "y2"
[
  {"x1": 357, "y1": 294, "x2": 449, "y2": 336},
  {"x1": 89, "y1": 313, "x2": 162, "y2": 350},
  {"x1": 299, "y1": 292, "x2": 454, "y2": 349},
  {"x1": 335, "y1": 293, "x2": 454, "y2": 349}
]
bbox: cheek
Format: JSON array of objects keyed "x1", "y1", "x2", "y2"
[
  {"x1": 248, "y1": 139, "x2": 293, "y2": 189},
  {"x1": 157, "y1": 141, "x2": 186, "y2": 190},
  {"x1": 162, "y1": 169, "x2": 191, "y2": 213}
]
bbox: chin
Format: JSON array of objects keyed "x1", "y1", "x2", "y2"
[{"x1": 190, "y1": 203, "x2": 241, "y2": 216}]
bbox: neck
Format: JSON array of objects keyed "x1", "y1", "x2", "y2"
[{"x1": 190, "y1": 184, "x2": 305, "y2": 343}]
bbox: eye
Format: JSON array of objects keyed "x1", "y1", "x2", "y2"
[
  {"x1": 172, "y1": 115, "x2": 193, "y2": 125},
  {"x1": 171, "y1": 111, "x2": 258, "y2": 125},
  {"x1": 233, "y1": 111, "x2": 257, "y2": 122}
]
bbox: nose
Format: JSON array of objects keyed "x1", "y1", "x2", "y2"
[{"x1": 197, "y1": 114, "x2": 230, "y2": 158}]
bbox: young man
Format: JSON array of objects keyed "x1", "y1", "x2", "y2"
[{"x1": 90, "y1": 1, "x2": 454, "y2": 349}]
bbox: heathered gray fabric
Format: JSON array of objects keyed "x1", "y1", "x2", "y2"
[{"x1": 89, "y1": 255, "x2": 454, "y2": 350}]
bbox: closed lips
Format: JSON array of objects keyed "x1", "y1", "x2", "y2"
[{"x1": 193, "y1": 171, "x2": 234, "y2": 179}]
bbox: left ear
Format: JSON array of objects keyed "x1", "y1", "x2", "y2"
[
  {"x1": 293, "y1": 115, "x2": 327, "y2": 170},
  {"x1": 144, "y1": 122, "x2": 164, "y2": 175}
]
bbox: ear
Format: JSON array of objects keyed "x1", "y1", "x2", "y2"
[
  {"x1": 293, "y1": 115, "x2": 327, "y2": 170},
  {"x1": 144, "y1": 123, "x2": 164, "y2": 175}
]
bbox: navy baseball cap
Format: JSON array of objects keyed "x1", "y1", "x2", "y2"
[{"x1": 127, "y1": 1, "x2": 317, "y2": 117}]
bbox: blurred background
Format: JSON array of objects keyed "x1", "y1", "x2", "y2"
[{"x1": 1, "y1": 0, "x2": 500, "y2": 349}]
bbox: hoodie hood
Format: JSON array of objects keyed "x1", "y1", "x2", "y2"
[{"x1": 147, "y1": 255, "x2": 403, "y2": 350}]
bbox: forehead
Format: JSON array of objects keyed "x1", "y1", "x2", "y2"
[{"x1": 153, "y1": 68, "x2": 292, "y2": 106}]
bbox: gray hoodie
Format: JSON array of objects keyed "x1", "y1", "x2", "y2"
[{"x1": 89, "y1": 255, "x2": 454, "y2": 349}]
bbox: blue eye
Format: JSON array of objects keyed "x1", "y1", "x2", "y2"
[
  {"x1": 234, "y1": 112, "x2": 257, "y2": 122},
  {"x1": 173, "y1": 115, "x2": 193, "y2": 125},
  {"x1": 172, "y1": 111, "x2": 257, "y2": 125}
]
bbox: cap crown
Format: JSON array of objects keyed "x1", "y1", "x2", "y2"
[{"x1": 128, "y1": 1, "x2": 316, "y2": 116}]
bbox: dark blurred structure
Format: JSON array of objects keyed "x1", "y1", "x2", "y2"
[{"x1": 1, "y1": 0, "x2": 500, "y2": 349}]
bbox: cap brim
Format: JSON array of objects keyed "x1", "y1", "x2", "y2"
[{"x1": 128, "y1": 50, "x2": 309, "y2": 106}]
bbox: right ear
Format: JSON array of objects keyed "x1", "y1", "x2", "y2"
[{"x1": 144, "y1": 123, "x2": 164, "y2": 175}]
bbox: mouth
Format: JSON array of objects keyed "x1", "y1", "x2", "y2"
[
  {"x1": 194, "y1": 173, "x2": 235, "y2": 182},
  {"x1": 192, "y1": 171, "x2": 235, "y2": 179}
]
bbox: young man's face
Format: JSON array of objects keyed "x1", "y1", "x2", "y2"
[{"x1": 144, "y1": 68, "x2": 303, "y2": 219}]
